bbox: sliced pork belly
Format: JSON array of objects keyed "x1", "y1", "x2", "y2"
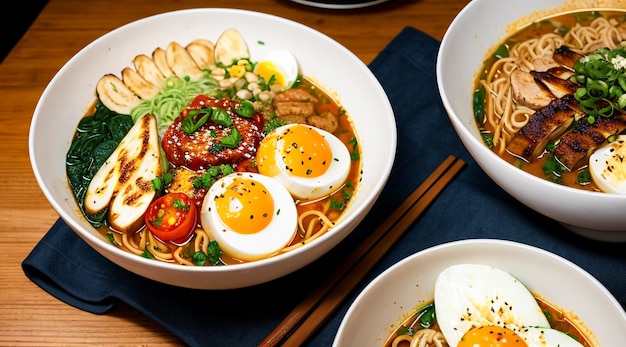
[
  {"x1": 510, "y1": 69, "x2": 555, "y2": 109},
  {"x1": 506, "y1": 94, "x2": 578, "y2": 161},
  {"x1": 554, "y1": 111, "x2": 626, "y2": 170},
  {"x1": 552, "y1": 46, "x2": 584, "y2": 70},
  {"x1": 530, "y1": 69, "x2": 579, "y2": 99}
]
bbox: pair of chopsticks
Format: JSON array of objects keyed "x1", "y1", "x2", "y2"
[{"x1": 258, "y1": 155, "x2": 465, "y2": 347}]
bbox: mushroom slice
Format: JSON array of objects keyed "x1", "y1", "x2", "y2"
[
  {"x1": 133, "y1": 54, "x2": 166, "y2": 87},
  {"x1": 83, "y1": 114, "x2": 162, "y2": 233},
  {"x1": 152, "y1": 47, "x2": 176, "y2": 78},
  {"x1": 214, "y1": 28, "x2": 249, "y2": 66},
  {"x1": 166, "y1": 41, "x2": 205, "y2": 80},
  {"x1": 186, "y1": 38, "x2": 216, "y2": 70},
  {"x1": 121, "y1": 67, "x2": 161, "y2": 100},
  {"x1": 96, "y1": 74, "x2": 141, "y2": 115}
]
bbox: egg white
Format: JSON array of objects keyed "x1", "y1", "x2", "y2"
[
  {"x1": 520, "y1": 327, "x2": 584, "y2": 347},
  {"x1": 589, "y1": 134, "x2": 626, "y2": 194},
  {"x1": 254, "y1": 49, "x2": 299, "y2": 90},
  {"x1": 200, "y1": 172, "x2": 298, "y2": 262},
  {"x1": 258, "y1": 123, "x2": 352, "y2": 200},
  {"x1": 434, "y1": 264, "x2": 550, "y2": 347}
]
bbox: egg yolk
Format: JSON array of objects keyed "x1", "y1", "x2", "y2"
[
  {"x1": 256, "y1": 61, "x2": 286, "y2": 87},
  {"x1": 257, "y1": 132, "x2": 280, "y2": 177},
  {"x1": 258, "y1": 124, "x2": 333, "y2": 179},
  {"x1": 458, "y1": 326, "x2": 528, "y2": 347},
  {"x1": 214, "y1": 178, "x2": 274, "y2": 234}
]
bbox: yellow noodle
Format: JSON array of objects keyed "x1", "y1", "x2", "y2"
[
  {"x1": 145, "y1": 232, "x2": 175, "y2": 261},
  {"x1": 390, "y1": 328, "x2": 448, "y2": 347},
  {"x1": 121, "y1": 232, "x2": 144, "y2": 256},
  {"x1": 279, "y1": 210, "x2": 334, "y2": 253},
  {"x1": 173, "y1": 247, "x2": 195, "y2": 266},
  {"x1": 193, "y1": 228, "x2": 210, "y2": 254},
  {"x1": 110, "y1": 232, "x2": 123, "y2": 248}
]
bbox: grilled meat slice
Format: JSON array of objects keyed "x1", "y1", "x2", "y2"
[
  {"x1": 552, "y1": 46, "x2": 584, "y2": 69},
  {"x1": 554, "y1": 111, "x2": 626, "y2": 170},
  {"x1": 506, "y1": 94, "x2": 578, "y2": 161},
  {"x1": 511, "y1": 66, "x2": 578, "y2": 110},
  {"x1": 531, "y1": 69, "x2": 579, "y2": 99}
]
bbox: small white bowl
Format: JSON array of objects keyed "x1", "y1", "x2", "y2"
[
  {"x1": 28, "y1": 8, "x2": 396, "y2": 289},
  {"x1": 334, "y1": 239, "x2": 626, "y2": 347},
  {"x1": 437, "y1": 0, "x2": 626, "y2": 242}
]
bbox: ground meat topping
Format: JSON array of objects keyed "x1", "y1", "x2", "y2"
[{"x1": 162, "y1": 95, "x2": 265, "y2": 171}]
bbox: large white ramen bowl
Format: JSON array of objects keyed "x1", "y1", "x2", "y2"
[
  {"x1": 334, "y1": 239, "x2": 626, "y2": 347},
  {"x1": 437, "y1": 0, "x2": 626, "y2": 242},
  {"x1": 28, "y1": 8, "x2": 396, "y2": 289}
]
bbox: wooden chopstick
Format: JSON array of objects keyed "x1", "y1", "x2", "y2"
[{"x1": 258, "y1": 155, "x2": 465, "y2": 347}]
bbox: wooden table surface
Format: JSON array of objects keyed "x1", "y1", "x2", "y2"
[{"x1": 0, "y1": 0, "x2": 468, "y2": 345}]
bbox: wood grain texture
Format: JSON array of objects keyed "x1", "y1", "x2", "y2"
[{"x1": 0, "y1": 0, "x2": 468, "y2": 345}]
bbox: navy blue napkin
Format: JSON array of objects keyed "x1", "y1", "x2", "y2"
[{"x1": 23, "y1": 27, "x2": 626, "y2": 346}]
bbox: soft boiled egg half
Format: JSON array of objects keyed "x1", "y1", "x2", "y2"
[
  {"x1": 200, "y1": 172, "x2": 298, "y2": 262},
  {"x1": 253, "y1": 49, "x2": 299, "y2": 90},
  {"x1": 434, "y1": 264, "x2": 585, "y2": 347},
  {"x1": 589, "y1": 134, "x2": 626, "y2": 194},
  {"x1": 256, "y1": 123, "x2": 352, "y2": 200}
]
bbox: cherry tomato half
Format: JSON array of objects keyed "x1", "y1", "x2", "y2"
[{"x1": 145, "y1": 192, "x2": 197, "y2": 243}]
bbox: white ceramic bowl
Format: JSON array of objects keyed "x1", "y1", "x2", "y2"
[
  {"x1": 334, "y1": 239, "x2": 626, "y2": 347},
  {"x1": 437, "y1": 0, "x2": 626, "y2": 242},
  {"x1": 28, "y1": 8, "x2": 396, "y2": 289}
]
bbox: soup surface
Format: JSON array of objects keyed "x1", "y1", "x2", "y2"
[
  {"x1": 474, "y1": 10, "x2": 626, "y2": 192},
  {"x1": 66, "y1": 29, "x2": 361, "y2": 266}
]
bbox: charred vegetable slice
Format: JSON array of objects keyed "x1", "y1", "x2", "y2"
[
  {"x1": 166, "y1": 41, "x2": 204, "y2": 80},
  {"x1": 83, "y1": 114, "x2": 163, "y2": 233},
  {"x1": 214, "y1": 28, "x2": 250, "y2": 66},
  {"x1": 96, "y1": 74, "x2": 141, "y2": 115},
  {"x1": 132, "y1": 54, "x2": 166, "y2": 88},
  {"x1": 121, "y1": 67, "x2": 160, "y2": 100},
  {"x1": 186, "y1": 38, "x2": 216, "y2": 70}
]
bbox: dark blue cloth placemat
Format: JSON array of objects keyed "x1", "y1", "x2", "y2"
[{"x1": 22, "y1": 27, "x2": 626, "y2": 346}]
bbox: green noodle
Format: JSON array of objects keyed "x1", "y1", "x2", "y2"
[{"x1": 130, "y1": 74, "x2": 220, "y2": 135}]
